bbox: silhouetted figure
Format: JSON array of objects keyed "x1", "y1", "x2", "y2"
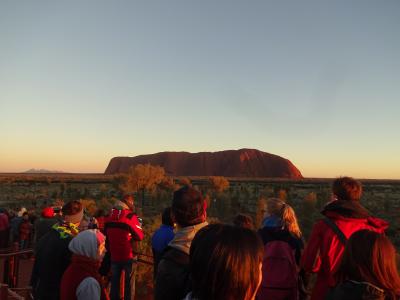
[
  {"x1": 151, "y1": 207, "x2": 175, "y2": 279},
  {"x1": 0, "y1": 208, "x2": 10, "y2": 248},
  {"x1": 155, "y1": 186, "x2": 208, "y2": 300},
  {"x1": 233, "y1": 213, "x2": 254, "y2": 230},
  {"x1": 34, "y1": 207, "x2": 58, "y2": 243},
  {"x1": 19, "y1": 212, "x2": 32, "y2": 249},
  {"x1": 31, "y1": 200, "x2": 83, "y2": 300}
]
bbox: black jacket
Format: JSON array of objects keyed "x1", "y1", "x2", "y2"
[
  {"x1": 30, "y1": 222, "x2": 78, "y2": 300},
  {"x1": 326, "y1": 280, "x2": 387, "y2": 300},
  {"x1": 155, "y1": 246, "x2": 191, "y2": 300}
]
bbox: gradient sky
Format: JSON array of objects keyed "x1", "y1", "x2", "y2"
[{"x1": 1, "y1": 1, "x2": 399, "y2": 178}]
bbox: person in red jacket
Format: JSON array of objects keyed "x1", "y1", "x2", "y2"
[
  {"x1": 0, "y1": 209, "x2": 10, "y2": 249},
  {"x1": 19, "y1": 212, "x2": 32, "y2": 249},
  {"x1": 301, "y1": 176, "x2": 388, "y2": 300},
  {"x1": 104, "y1": 194, "x2": 144, "y2": 300}
]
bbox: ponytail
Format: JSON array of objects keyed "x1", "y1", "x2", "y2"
[
  {"x1": 281, "y1": 204, "x2": 302, "y2": 239},
  {"x1": 265, "y1": 198, "x2": 302, "y2": 239}
]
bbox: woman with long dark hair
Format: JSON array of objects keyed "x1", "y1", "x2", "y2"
[
  {"x1": 186, "y1": 223, "x2": 264, "y2": 300},
  {"x1": 326, "y1": 230, "x2": 400, "y2": 300}
]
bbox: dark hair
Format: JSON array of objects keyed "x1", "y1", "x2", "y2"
[
  {"x1": 161, "y1": 207, "x2": 174, "y2": 226},
  {"x1": 190, "y1": 224, "x2": 263, "y2": 300},
  {"x1": 336, "y1": 230, "x2": 400, "y2": 299},
  {"x1": 233, "y1": 213, "x2": 254, "y2": 230},
  {"x1": 62, "y1": 200, "x2": 83, "y2": 216},
  {"x1": 94, "y1": 209, "x2": 106, "y2": 218},
  {"x1": 172, "y1": 186, "x2": 205, "y2": 227},
  {"x1": 332, "y1": 176, "x2": 362, "y2": 201},
  {"x1": 123, "y1": 194, "x2": 134, "y2": 203}
]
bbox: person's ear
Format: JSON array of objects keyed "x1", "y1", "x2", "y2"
[{"x1": 171, "y1": 212, "x2": 176, "y2": 224}]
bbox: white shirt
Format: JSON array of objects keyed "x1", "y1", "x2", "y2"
[{"x1": 76, "y1": 277, "x2": 100, "y2": 300}]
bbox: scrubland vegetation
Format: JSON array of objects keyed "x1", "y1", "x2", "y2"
[{"x1": 1, "y1": 166, "x2": 400, "y2": 298}]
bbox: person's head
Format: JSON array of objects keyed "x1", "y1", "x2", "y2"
[
  {"x1": 122, "y1": 194, "x2": 135, "y2": 211},
  {"x1": 233, "y1": 213, "x2": 254, "y2": 230},
  {"x1": 62, "y1": 200, "x2": 83, "y2": 226},
  {"x1": 161, "y1": 207, "x2": 174, "y2": 227},
  {"x1": 17, "y1": 207, "x2": 27, "y2": 217},
  {"x1": 337, "y1": 230, "x2": 400, "y2": 299},
  {"x1": 53, "y1": 206, "x2": 62, "y2": 215},
  {"x1": 94, "y1": 208, "x2": 106, "y2": 218},
  {"x1": 264, "y1": 198, "x2": 302, "y2": 238},
  {"x1": 41, "y1": 207, "x2": 54, "y2": 218},
  {"x1": 68, "y1": 229, "x2": 106, "y2": 261},
  {"x1": 22, "y1": 211, "x2": 29, "y2": 220},
  {"x1": 190, "y1": 224, "x2": 263, "y2": 300},
  {"x1": 332, "y1": 176, "x2": 362, "y2": 201},
  {"x1": 172, "y1": 186, "x2": 206, "y2": 227}
]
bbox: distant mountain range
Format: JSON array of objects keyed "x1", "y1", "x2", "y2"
[
  {"x1": 23, "y1": 168, "x2": 66, "y2": 174},
  {"x1": 105, "y1": 148, "x2": 303, "y2": 178}
]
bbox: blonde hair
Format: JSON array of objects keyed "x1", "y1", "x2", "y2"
[{"x1": 265, "y1": 198, "x2": 302, "y2": 239}]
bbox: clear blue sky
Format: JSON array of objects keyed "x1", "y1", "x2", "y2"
[{"x1": 1, "y1": 1, "x2": 399, "y2": 178}]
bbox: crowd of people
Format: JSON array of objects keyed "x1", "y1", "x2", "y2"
[{"x1": 0, "y1": 176, "x2": 399, "y2": 300}]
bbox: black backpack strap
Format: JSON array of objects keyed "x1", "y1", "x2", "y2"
[
  {"x1": 126, "y1": 212, "x2": 135, "y2": 219},
  {"x1": 323, "y1": 217, "x2": 347, "y2": 245}
]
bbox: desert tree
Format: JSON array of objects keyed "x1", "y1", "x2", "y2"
[
  {"x1": 207, "y1": 176, "x2": 230, "y2": 219},
  {"x1": 53, "y1": 198, "x2": 64, "y2": 208},
  {"x1": 300, "y1": 192, "x2": 318, "y2": 239},
  {"x1": 277, "y1": 189, "x2": 287, "y2": 202},
  {"x1": 158, "y1": 176, "x2": 178, "y2": 192},
  {"x1": 256, "y1": 197, "x2": 267, "y2": 229},
  {"x1": 81, "y1": 199, "x2": 97, "y2": 216},
  {"x1": 122, "y1": 164, "x2": 166, "y2": 207},
  {"x1": 208, "y1": 176, "x2": 229, "y2": 194}
]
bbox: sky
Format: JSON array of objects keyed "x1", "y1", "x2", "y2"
[{"x1": 0, "y1": 1, "x2": 399, "y2": 179}]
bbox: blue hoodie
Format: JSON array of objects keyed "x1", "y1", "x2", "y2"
[{"x1": 152, "y1": 225, "x2": 175, "y2": 254}]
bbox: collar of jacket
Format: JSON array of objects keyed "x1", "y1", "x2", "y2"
[
  {"x1": 321, "y1": 200, "x2": 370, "y2": 219},
  {"x1": 168, "y1": 222, "x2": 208, "y2": 255}
]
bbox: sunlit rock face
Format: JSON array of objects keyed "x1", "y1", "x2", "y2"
[{"x1": 104, "y1": 149, "x2": 303, "y2": 179}]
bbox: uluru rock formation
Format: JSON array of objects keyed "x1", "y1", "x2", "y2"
[{"x1": 104, "y1": 149, "x2": 302, "y2": 178}]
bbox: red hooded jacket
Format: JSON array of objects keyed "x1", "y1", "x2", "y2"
[
  {"x1": 104, "y1": 208, "x2": 144, "y2": 262},
  {"x1": 61, "y1": 255, "x2": 108, "y2": 300},
  {"x1": 301, "y1": 200, "x2": 388, "y2": 300}
]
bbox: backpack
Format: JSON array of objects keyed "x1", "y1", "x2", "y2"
[{"x1": 261, "y1": 240, "x2": 298, "y2": 289}]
